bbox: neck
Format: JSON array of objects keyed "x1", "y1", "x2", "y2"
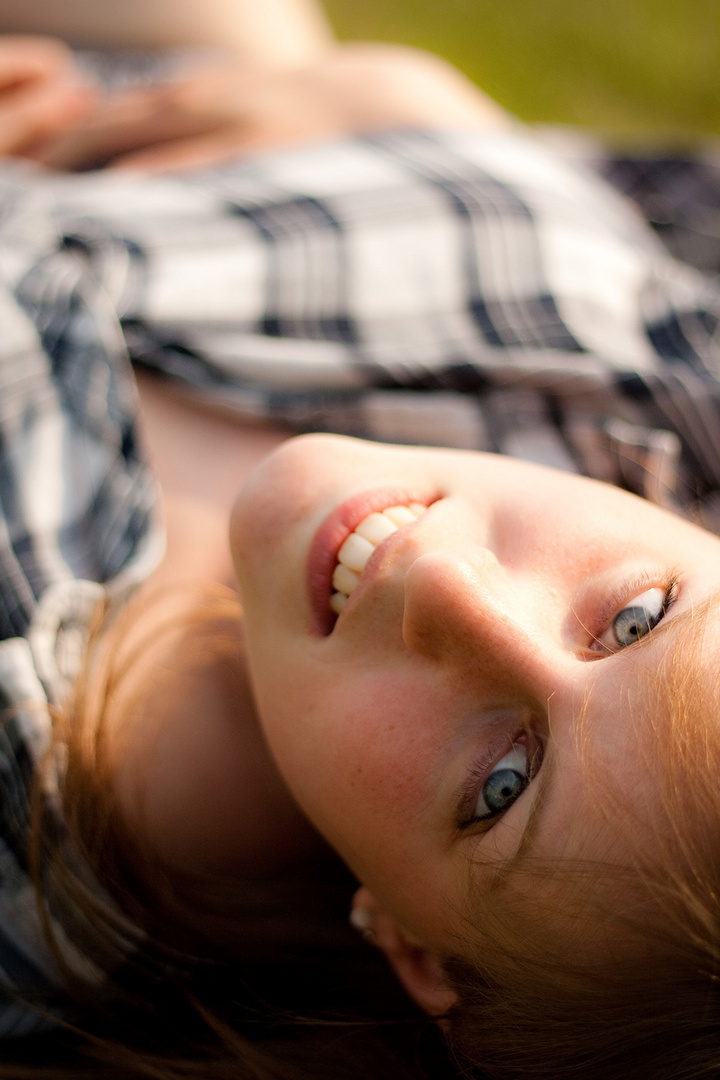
[
  {"x1": 103, "y1": 373, "x2": 322, "y2": 882},
  {"x1": 134, "y1": 369, "x2": 288, "y2": 589}
]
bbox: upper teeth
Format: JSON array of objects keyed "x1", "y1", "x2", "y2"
[{"x1": 330, "y1": 502, "x2": 427, "y2": 615}]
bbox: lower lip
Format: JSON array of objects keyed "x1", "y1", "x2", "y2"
[{"x1": 307, "y1": 488, "x2": 427, "y2": 635}]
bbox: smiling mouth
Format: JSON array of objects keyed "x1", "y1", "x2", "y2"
[{"x1": 330, "y1": 502, "x2": 429, "y2": 616}]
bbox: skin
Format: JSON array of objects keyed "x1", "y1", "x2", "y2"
[
  {"x1": 229, "y1": 434, "x2": 720, "y2": 961},
  {"x1": 0, "y1": 0, "x2": 334, "y2": 61},
  {"x1": 107, "y1": 375, "x2": 327, "y2": 881},
  {"x1": 29, "y1": 44, "x2": 508, "y2": 173},
  {"x1": 0, "y1": 35, "x2": 95, "y2": 156}
]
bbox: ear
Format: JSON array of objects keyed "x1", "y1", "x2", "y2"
[{"x1": 351, "y1": 887, "x2": 457, "y2": 1017}]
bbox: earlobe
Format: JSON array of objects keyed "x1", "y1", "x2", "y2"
[{"x1": 351, "y1": 887, "x2": 457, "y2": 1017}]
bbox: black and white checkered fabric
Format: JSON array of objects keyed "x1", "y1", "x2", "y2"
[{"x1": 0, "y1": 125, "x2": 719, "y2": 1033}]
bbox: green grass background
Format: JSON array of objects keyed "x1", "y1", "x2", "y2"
[{"x1": 323, "y1": 0, "x2": 719, "y2": 140}]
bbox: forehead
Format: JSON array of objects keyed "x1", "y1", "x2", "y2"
[
  {"x1": 472, "y1": 614, "x2": 720, "y2": 974},
  {"x1": 501, "y1": 598, "x2": 720, "y2": 887}
]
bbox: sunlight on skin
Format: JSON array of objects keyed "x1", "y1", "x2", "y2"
[{"x1": 230, "y1": 435, "x2": 720, "y2": 958}]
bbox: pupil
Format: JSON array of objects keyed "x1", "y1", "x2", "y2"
[{"x1": 484, "y1": 768, "x2": 524, "y2": 812}]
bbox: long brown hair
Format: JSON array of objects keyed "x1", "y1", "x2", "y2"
[
  {"x1": 15, "y1": 586, "x2": 455, "y2": 1080},
  {"x1": 26, "y1": 581, "x2": 720, "y2": 1079}
]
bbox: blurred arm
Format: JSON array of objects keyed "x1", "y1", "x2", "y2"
[
  {"x1": 0, "y1": 0, "x2": 335, "y2": 64},
  {"x1": 0, "y1": 35, "x2": 95, "y2": 156}
]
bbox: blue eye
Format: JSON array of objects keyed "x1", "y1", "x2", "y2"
[
  {"x1": 473, "y1": 746, "x2": 529, "y2": 821},
  {"x1": 598, "y1": 586, "x2": 668, "y2": 652}
]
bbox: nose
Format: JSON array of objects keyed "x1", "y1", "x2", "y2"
[{"x1": 402, "y1": 549, "x2": 559, "y2": 698}]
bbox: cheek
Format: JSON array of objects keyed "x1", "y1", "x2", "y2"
[
  {"x1": 260, "y1": 667, "x2": 439, "y2": 849},
  {"x1": 340, "y1": 689, "x2": 429, "y2": 819}
]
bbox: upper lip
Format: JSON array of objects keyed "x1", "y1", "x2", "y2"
[{"x1": 307, "y1": 487, "x2": 435, "y2": 635}]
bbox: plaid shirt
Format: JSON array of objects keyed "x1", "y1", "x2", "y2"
[{"x1": 0, "y1": 125, "x2": 718, "y2": 1033}]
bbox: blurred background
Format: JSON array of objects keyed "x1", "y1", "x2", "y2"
[{"x1": 324, "y1": 0, "x2": 719, "y2": 141}]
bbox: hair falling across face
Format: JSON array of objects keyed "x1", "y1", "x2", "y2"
[{"x1": 229, "y1": 434, "x2": 720, "y2": 971}]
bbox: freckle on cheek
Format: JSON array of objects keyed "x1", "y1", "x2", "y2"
[
  {"x1": 349, "y1": 766, "x2": 363, "y2": 788},
  {"x1": 332, "y1": 683, "x2": 434, "y2": 804}
]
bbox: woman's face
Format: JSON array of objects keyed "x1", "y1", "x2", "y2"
[{"x1": 230, "y1": 435, "x2": 720, "y2": 953}]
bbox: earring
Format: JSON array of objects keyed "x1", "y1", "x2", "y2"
[{"x1": 349, "y1": 906, "x2": 377, "y2": 944}]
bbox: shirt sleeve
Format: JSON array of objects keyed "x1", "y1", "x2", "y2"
[{"x1": 0, "y1": 172, "x2": 161, "y2": 641}]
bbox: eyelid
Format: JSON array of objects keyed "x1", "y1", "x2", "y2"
[{"x1": 585, "y1": 570, "x2": 680, "y2": 655}]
